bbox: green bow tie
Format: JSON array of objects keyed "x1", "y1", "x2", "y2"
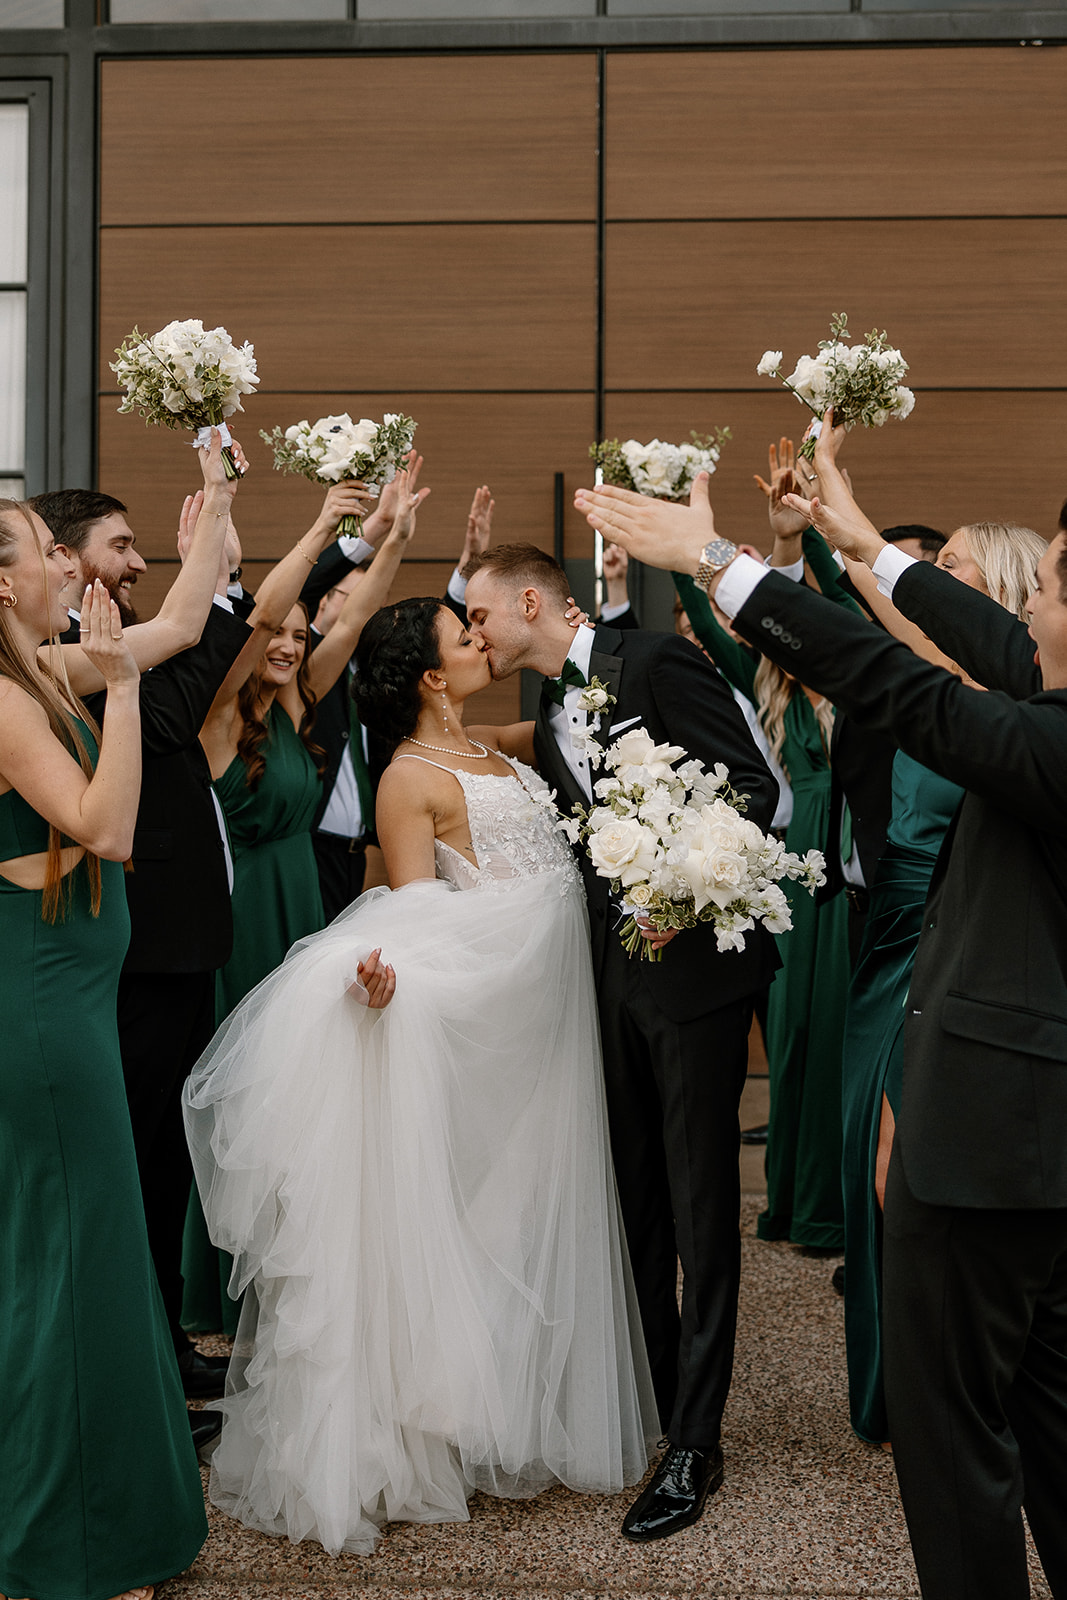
[{"x1": 542, "y1": 658, "x2": 588, "y2": 707}]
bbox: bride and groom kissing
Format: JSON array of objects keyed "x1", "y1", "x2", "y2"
[{"x1": 183, "y1": 541, "x2": 778, "y2": 1556}]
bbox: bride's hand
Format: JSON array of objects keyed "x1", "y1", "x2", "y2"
[{"x1": 350, "y1": 948, "x2": 396, "y2": 1009}]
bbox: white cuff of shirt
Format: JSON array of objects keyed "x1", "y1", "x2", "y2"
[
  {"x1": 765, "y1": 555, "x2": 804, "y2": 583},
  {"x1": 212, "y1": 593, "x2": 235, "y2": 613},
  {"x1": 447, "y1": 568, "x2": 467, "y2": 604},
  {"x1": 711, "y1": 553, "x2": 772, "y2": 620},
  {"x1": 338, "y1": 534, "x2": 376, "y2": 565},
  {"x1": 600, "y1": 600, "x2": 631, "y2": 621},
  {"x1": 872, "y1": 543, "x2": 918, "y2": 599}
]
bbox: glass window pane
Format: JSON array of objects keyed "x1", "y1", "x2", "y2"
[
  {"x1": 0, "y1": 291, "x2": 27, "y2": 472},
  {"x1": 0, "y1": 104, "x2": 28, "y2": 282},
  {"x1": 0, "y1": 0, "x2": 64, "y2": 23},
  {"x1": 0, "y1": 476, "x2": 24, "y2": 499},
  {"x1": 361, "y1": 0, "x2": 594, "y2": 15},
  {"x1": 110, "y1": 0, "x2": 348, "y2": 18}
]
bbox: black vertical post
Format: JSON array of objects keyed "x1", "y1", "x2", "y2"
[{"x1": 553, "y1": 469, "x2": 565, "y2": 567}]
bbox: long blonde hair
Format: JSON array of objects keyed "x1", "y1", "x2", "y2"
[
  {"x1": 753, "y1": 654, "x2": 834, "y2": 782},
  {"x1": 956, "y1": 522, "x2": 1046, "y2": 621},
  {"x1": 0, "y1": 500, "x2": 103, "y2": 920}
]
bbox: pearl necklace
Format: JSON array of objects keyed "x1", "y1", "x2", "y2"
[{"x1": 406, "y1": 736, "x2": 490, "y2": 759}]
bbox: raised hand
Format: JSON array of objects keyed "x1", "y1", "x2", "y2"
[
  {"x1": 352, "y1": 948, "x2": 395, "y2": 1009},
  {"x1": 77, "y1": 578, "x2": 139, "y2": 686},
  {"x1": 313, "y1": 480, "x2": 378, "y2": 540},
  {"x1": 197, "y1": 426, "x2": 246, "y2": 501},
  {"x1": 753, "y1": 437, "x2": 810, "y2": 541},
  {"x1": 459, "y1": 484, "x2": 494, "y2": 576},
  {"x1": 388, "y1": 466, "x2": 430, "y2": 542},
  {"x1": 175, "y1": 490, "x2": 204, "y2": 564},
  {"x1": 362, "y1": 451, "x2": 425, "y2": 547},
  {"x1": 574, "y1": 474, "x2": 715, "y2": 577},
  {"x1": 602, "y1": 542, "x2": 628, "y2": 583},
  {"x1": 780, "y1": 490, "x2": 884, "y2": 567}
]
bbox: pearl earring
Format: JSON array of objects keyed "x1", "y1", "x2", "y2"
[{"x1": 441, "y1": 687, "x2": 449, "y2": 733}]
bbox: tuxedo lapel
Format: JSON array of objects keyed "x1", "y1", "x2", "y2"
[{"x1": 588, "y1": 631, "x2": 626, "y2": 760}]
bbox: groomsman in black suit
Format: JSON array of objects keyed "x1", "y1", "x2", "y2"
[
  {"x1": 464, "y1": 544, "x2": 778, "y2": 1541},
  {"x1": 575, "y1": 475, "x2": 1067, "y2": 1600},
  {"x1": 32, "y1": 470, "x2": 249, "y2": 1439}
]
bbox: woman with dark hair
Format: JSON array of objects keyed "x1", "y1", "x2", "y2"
[
  {"x1": 181, "y1": 472, "x2": 420, "y2": 1334},
  {"x1": 184, "y1": 596, "x2": 657, "y2": 1556}
]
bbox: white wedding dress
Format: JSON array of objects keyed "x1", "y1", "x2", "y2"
[{"x1": 183, "y1": 753, "x2": 658, "y2": 1556}]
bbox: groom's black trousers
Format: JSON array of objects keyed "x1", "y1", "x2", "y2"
[{"x1": 597, "y1": 944, "x2": 751, "y2": 1450}]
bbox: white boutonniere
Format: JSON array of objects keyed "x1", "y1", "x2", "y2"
[{"x1": 577, "y1": 676, "x2": 615, "y2": 716}]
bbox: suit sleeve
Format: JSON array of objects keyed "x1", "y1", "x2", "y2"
[
  {"x1": 734, "y1": 572, "x2": 1067, "y2": 833},
  {"x1": 134, "y1": 606, "x2": 252, "y2": 759},
  {"x1": 299, "y1": 540, "x2": 357, "y2": 616},
  {"x1": 648, "y1": 632, "x2": 778, "y2": 832},
  {"x1": 891, "y1": 560, "x2": 1042, "y2": 698}
]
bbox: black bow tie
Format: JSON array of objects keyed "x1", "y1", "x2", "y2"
[{"x1": 542, "y1": 658, "x2": 588, "y2": 707}]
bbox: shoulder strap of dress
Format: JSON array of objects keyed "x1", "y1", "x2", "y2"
[{"x1": 393, "y1": 753, "x2": 467, "y2": 780}]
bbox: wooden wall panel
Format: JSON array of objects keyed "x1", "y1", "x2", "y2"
[
  {"x1": 98, "y1": 391, "x2": 596, "y2": 582},
  {"x1": 603, "y1": 390, "x2": 1067, "y2": 556},
  {"x1": 101, "y1": 56, "x2": 598, "y2": 225},
  {"x1": 604, "y1": 219, "x2": 1067, "y2": 391},
  {"x1": 605, "y1": 49, "x2": 1067, "y2": 219},
  {"x1": 99, "y1": 223, "x2": 596, "y2": 394}
]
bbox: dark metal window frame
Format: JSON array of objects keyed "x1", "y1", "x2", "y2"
[{"x1": 0, "y1": 0, "x2": 1062, "y2": 491}]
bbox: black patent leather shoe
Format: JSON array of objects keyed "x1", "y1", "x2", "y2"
[
  {"x1": 177, "y1": 1346, "x2": 230, "y2": 1399},
  {"x1": 188, "y1": 1408, "x2": 223, "y2": 1454},
  {"x1": 621, "y1": 1444, "x2": 724, "y2": 1541}
]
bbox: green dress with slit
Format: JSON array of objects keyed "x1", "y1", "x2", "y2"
[
  {"x1": 676, "y1": 533, "x2": 860, "y2": 1250},
  {"x1": 841, "y1": 750, "x2": 962, "y2": 1442},
  {"x1": 0, "y1": 730, "x2": 206, "y2": 1600},
  {"x1": 181, "y1": 704, "x2": 324, "y2": 1334}
]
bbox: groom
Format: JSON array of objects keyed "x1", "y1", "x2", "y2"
[{"x1": 464, "y1": 544, "x2": 778, "y2": 1540}]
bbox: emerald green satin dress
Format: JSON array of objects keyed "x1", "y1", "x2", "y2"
[
  {"x1": 0, "y1": 733, "x2": 206, "y2": 1600},
  {"x1": 677, "y1": 534, "x2": 859, "y2": 1250},
  {"x1": 182, "y1": 706, "x2": 324, "y2": 1333},
  {"x1": 841, "y1": 749, "x2": 962, "y2": 1443}
]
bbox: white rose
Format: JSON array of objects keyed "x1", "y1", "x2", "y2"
[
  {"x1": 626, "y1": 883, "x2": 653, "y2": 909},
  {"x1": 588, "y1": 817, "x2": 658, "y2": 887},
  {"x1": 893, "y1": 386, "x2": 915, "y2": 419},
  {"x1": 581, "y1": 684, "x2": 609, "y2": 711},
  {"x1": 609, "y1": 728, "x2": 655, "y2": 768},
  {"x1": 705, "y1": 848, "x2": 745, "y2": 892},
  {"x1": 757, "y1": 349, "x2": 783, "y2": 377}
]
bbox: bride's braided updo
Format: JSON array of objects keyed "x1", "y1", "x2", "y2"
[{"x1": 353, "y1": 597, "x2": 445, "y2": 745}]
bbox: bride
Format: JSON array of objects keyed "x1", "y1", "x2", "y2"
[{"x1": 183, "y1": 596, "x2": 658, "y2": 1556}]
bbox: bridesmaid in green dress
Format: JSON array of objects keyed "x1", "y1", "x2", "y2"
[
  {"x1": 0, "y1": 512, "x2": 206, "y2": 1600},
  {"x1": 182, "y1": 472, "x2": 423, "y2": 1334}
]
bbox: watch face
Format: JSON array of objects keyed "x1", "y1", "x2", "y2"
[{"x1": 702, "y1": 538, "x2": 737, "y2": 569}]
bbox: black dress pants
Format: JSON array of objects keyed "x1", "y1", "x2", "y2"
[
  {"x1": 597, "y1": 948, "x2": 751, "y2": 1450},
  {"x1": 313, "y1": 831, "x2": 368, "y2": 925},
  {"x1": 883, "y1": 1144, "x2": 1067, "y2": 1600},
  {"x1": 116, "y1": 968, "x2": 216, "y2": 1354}
]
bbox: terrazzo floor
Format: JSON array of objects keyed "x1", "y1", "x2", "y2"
[{"x1": 171, "y1": 1074, "x2": 1053, "y2": 1600}]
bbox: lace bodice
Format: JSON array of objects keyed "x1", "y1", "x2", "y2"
[{"x1": 393, "y1": 752, "x2": 578, "y2": 893}]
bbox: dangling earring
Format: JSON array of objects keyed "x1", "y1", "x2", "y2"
[
  {"x1": 0, "y1": 592, "x2": 16, "y2": 609},
  {"x1": 441, "y1": 686, "x2": 449, "y2": 734}
]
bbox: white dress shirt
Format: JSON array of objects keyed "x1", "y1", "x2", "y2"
[{"x1": 546, "y1": 625, "x2": 597, "y2": 801}]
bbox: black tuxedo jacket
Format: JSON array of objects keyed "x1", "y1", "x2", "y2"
[
  {"x1": 534, "y1": 624, "x2": 779, "y2": 1025},
  {"x1": 70, "y1": 606, "x2": 252, "y2": 973},
  {"x1": 734, "y1": 566, "x2": 1067, "y2": 1209}
]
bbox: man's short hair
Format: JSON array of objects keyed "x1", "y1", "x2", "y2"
[
  {"x1": 881, "y1": 524, "x2": 946, "y2": 556},
  {"x1": 465, "y1": 543, "x2": 571, "y2": 606},
  {"x1": 28, "y1": 489, "x2": 128, "y2": 555},
  {"x1": 1057, "y1": 499, "x2": 1067, "y2": 599}
]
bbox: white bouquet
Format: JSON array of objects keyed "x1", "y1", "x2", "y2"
[
  {"x1": 559, "y1": 726, "x2": 824, "y2": 961},
  {"x1": 260, "y1": 411, "x2": 417, "y2": 535},
  {"x1": 111, "y1": 318, "x2": 258, "y2": 480},
  {"x1": 590, "y1": 428, "x2": 730, "y2": 501},
  {"x1": 757, "y1": 312, "x2": 914, "y2": 460}
]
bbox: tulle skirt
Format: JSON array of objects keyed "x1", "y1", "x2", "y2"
[{"x1": 183, "y1": 871, "x2": 657, "y2": 1555}]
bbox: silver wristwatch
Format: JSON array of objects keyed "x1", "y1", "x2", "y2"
[{"x1": 693, "y1": 537, "x2": 739, "y2": 593}]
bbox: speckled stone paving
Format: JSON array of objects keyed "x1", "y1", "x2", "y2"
[{"x1": 170, "y1": 1075, "x2": 1052, "y2": 1600}]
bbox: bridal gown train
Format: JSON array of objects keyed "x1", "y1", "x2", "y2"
[{"x1": 184, "y1": 753, "x2": 658, "y2": 1555}]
